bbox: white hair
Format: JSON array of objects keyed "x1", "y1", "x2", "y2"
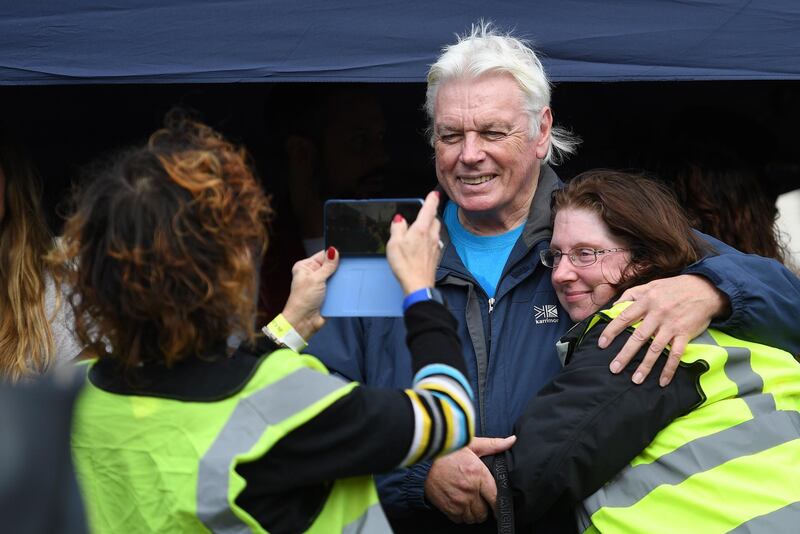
[{"x1": 425, "y1": 21, "x2": 579, "y2": 164}]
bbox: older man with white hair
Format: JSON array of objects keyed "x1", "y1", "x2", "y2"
[{"x1": 308, "y1": 22, "x2": 800, "y2": 533}]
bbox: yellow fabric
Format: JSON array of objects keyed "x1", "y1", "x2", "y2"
[
  {"x1": 589, "y1": 439, "x2": 800, "y2": 534},
  {"x1": 583, "y1": 302, "x2": 800, "y2": 533},
  {"x1": 306, "y1": 477, "x2": 382, "y2": 534},
  {"x1": 73, "y1": 349, "x2": 378, "y2": 533}
]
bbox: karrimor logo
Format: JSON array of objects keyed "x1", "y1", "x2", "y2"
[{"x1": 533, "y1": 304, "x2": 559, "y2": 325}]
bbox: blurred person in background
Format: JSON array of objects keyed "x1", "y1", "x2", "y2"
[
  {"x1": 0, "y1": 143, "x2": 81, "y2": 381},
  {"x1": 257, "y1": 84, "x2": 391, "y2": 319},
  {"x1": 0, "y1": 369, "x2": 87, "y2": 533},
  {"x1": 646, "y1": 107, "x2": 791, "y2": 265},
  {"x1": 669, "y1": 146, "x2": 789, "y2": 263}
]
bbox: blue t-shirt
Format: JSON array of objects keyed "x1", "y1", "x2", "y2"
[{"x1": 444, "y1": 201, "x2": 525, "y2": 298}]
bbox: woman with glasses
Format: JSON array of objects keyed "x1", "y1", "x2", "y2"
[{"x1": 505, "y1": 170, "x2": 800, "y2": 533}]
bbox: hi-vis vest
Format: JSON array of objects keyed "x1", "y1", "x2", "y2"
[
  {"x1": 72, "y1": 349, "x2": 391, "y2": 533},
  {"x1": 576, "y1": 302, "x2": 800, "y2": 534}
]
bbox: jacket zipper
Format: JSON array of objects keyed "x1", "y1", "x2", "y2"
[{"x1": 483, "y1": 296, "x2": 495, "y2": 434}]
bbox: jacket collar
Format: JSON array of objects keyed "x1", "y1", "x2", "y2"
[
  {"x1": 521, "y1": 164, "x2": 561, "y2": 249},
  {"x1": 88, "y1": 337, "x2": 279, "y2": 402},
  {"x1": 558, "y1": 298, "x2": 618, "y2": 366}
]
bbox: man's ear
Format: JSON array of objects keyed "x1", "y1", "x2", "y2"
[{"x1": 534, "y1": 107, "x2": 553, "y2": 160}]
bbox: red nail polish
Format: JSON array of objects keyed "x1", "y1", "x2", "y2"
[
  {"x1": 327, "y1": 247, "x2": 336, "y2": 260},
  {"x1": 393, "y1": 214, "x2": 404, "y2": 223}
]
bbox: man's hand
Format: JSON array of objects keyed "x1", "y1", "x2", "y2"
[
  {"x1": 599, "y1": 274, "x2": 730, "y2": 387},
  {"x1": 424, "y1": 436, "x2": 516, "y2": 524}
]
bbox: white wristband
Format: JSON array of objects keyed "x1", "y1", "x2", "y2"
[{"x1": 262, "y1": 314, "x2": 308, "y2": 353}]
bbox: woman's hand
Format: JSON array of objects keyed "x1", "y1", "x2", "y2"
[
  {"x1": 386, "y1": 190, "x2": 442, "y2": 295},
  {"x1": 281, "y1": 248, "x2": 339, "y2": 340}
]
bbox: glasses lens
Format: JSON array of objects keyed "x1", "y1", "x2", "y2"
[
  {"x1": 541, "y1": 250, "x2": 559, "y2": 267},
  {"x1": 572, "y1": 248, "x2": 597, "y2": 266}
]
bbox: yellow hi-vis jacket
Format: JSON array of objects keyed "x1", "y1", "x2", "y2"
[
  {"x1": 72, "y1": 349, "x2": 390, "y2": 533},
  {"x1": 578, "y1": 302, "x2": 800, "y2": 534}
]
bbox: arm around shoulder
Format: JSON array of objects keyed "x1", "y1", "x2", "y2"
[{"x1": 686, "y1": 230, "x2": 800, "y2": 354}]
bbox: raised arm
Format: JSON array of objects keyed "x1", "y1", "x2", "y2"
[{"x1": 256, "y1": 191, "x2": 476, "y2": 484}]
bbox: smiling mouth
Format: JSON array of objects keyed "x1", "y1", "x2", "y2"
[
  {"x1": 459, "y1": 175, "x2": 495, "y2": 185},
  {"x1": 563, "y1": 291, "x2": 591, "y2": 302}
]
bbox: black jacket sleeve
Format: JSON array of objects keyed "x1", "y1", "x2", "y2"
[
  {"x1": 509, "y1": 322, "x2": 704, "y2": 529},
  {"x1": 236, "y1": 300, "x2": 467, "y2": 534}
]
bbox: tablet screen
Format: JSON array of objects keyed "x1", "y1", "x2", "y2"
[{"x1": 325, "y1": 199, "x2": 423, "y2": 257}]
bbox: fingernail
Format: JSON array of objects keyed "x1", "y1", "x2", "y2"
[
  {"x1": 609, "y1": 360, "x2": 621, "y2": 373},
  {"x1": 326, "y1": 247, "x2": 336, "y2": 260},
  {"x1": 659, "y1": 377, "x2": 669, "y2": 387},
  {"x1": 632, "y1": 372, "x2": 644, "y2": 384},
  {"x1": 393, "y1": 214, "x2": 404, "y2": 223},
  {"x1": 598, "y1": 335, "x2": 608, "y2": 348},
  {"x1": 434, "y1": 190, "x2": 441, "y2": 198}
]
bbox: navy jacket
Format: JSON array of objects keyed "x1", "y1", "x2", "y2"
[{"x1": 307, "y1": 165, "x2": 800, "y2": 532}]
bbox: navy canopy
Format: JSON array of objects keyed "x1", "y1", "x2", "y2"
[{"x1": 2, "y1": 0, "x2": 799, "y2": 84}]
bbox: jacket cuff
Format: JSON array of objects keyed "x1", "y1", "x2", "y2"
[
  {"x1": 401, "y1": 461, "x2": 433, "y2": 510},
  {"x1": 682, "y1": 265, "x2": 744, "y2": 331}
]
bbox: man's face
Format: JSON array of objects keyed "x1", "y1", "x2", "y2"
[{"x1": 433, "y1": 73, "x2": 551, "y2": 228}]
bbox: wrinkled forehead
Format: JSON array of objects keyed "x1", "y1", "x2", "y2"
[
  {"x1": 437, "y1": 72, "x2": 525, "y2": 103},
  {"x1": 433, "y1": 73, "x2": 528, "y2": 127}
]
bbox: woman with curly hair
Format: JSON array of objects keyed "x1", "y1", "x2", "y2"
[
  {"x1": 0, "y1": 144, "x2": 81, "y2": 381},
  {"x1": 56, "y1": 114, "x2": 478, "y2": 533}
]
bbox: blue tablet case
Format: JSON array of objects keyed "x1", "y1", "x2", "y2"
[{"x1": 321, "y1": 257, "x2": 404, "y2": 317}]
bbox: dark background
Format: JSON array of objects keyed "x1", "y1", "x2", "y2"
[{"x1": 1, "y1": 80, "x2": 797, "y2": 232}]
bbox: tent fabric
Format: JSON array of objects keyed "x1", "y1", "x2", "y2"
[{"x1": 2, "y1": 0, "x2": 799, "y2": 85}]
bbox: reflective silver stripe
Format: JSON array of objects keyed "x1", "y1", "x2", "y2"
[
  {"x1": 723, "y1": 345, "x2": 776, "y2": 414},
  {"x1": 197, "y1": 367, "x2": 348, "y2": 533},
  {"x1": 575, "y1": 505, "x2": 592, "y2": 533},
  {"x1": 583, "y1": 334, "x2": 789, "y2": 523},
  {"x1": 689, "y1": 330, "x2": 716, "y2": 346},
  {"x1": 728, "y1": 501, "x2": 800, "y2": 533},
  {"x1": 342, "y1": 502, "x2": 393, "y2": 533},
  {"x1": 583, "y1": 411, "x2": 800, "y2": 514},
  {"x1": 695, "y1": 331, "x2": 776, "y2": 414}
]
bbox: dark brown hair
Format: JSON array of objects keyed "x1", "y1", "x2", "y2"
[
  {"x1": 673, "y1": 165, "x2": 786, "y2": 262},
  {"x1": 49, "y1": 113, "x2": 272, "y2": 368},
  {"x1": 552, "y1": 170, "x2": 710, "y2": 295}
]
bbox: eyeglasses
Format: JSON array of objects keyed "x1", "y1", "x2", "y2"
[{"x1": 540, "y1": 247, "x2": 628, "y2": 268}]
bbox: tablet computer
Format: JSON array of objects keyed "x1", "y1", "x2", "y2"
[{"x1": 321, "y1": 198, "x2": 423, "y2": 317}]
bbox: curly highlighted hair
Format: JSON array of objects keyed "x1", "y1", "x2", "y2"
[{"x1": 49, "y1": 113, "x2": 271, "y2": 367}]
